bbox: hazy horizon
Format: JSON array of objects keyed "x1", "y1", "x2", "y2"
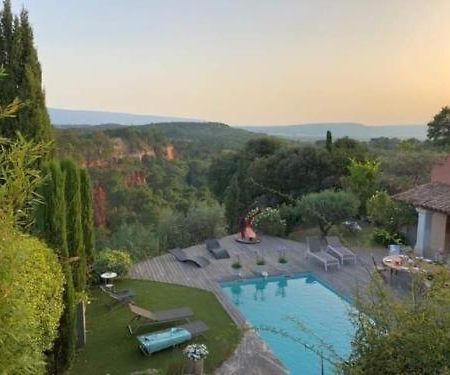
[{"x1": 11, "y1": 0, "x2": 450, "y2": 126}]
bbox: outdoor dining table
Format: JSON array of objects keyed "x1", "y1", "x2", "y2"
[{"x1": 382, "y1": 255, "x2": 434, "y2": 278}]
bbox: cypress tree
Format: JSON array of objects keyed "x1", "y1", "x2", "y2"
[
  {"x1": 0, "y1": 1, "x2": 53, "y2": 142},
  {"x1": 61, "y1": 159, "x2": 86, "y2": 292},
  {"x1": 326, "y1": 130, "x2": 333, "y2": 152},
  {"x1": 80, "y1": 169, "x2": 95, "y2": 265},
  {"x1": 34, "y1": 161, "x2": 76, "y2": 371}
]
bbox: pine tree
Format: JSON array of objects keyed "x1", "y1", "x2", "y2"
[
  {"x1": 34, "y1": 161, "x2": 76, "y2": 371},
  {"x1": 326, "y1": 130, "x2": 332, "y2": 152},
  {"x1": 80, "y1": 169, "x2": 95, "y2": 265},
  {"x1": 0, "y1": 1, "x2": 53, "y2": 142},
  {"x1": 61, "y1": 159, "x2": 86, "y2": 292}
]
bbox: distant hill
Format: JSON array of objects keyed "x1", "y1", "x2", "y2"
[
  {"x1": 49, "y1": 107, "x2": 203, "y2": 126},
  {"x1": 238, "y1": 123, "x2": 427, "y2": 140},
  {"x1": 56, "y1": 122, "x2": 262, "y2": 162}
]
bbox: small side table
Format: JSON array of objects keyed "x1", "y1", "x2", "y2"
[{"x1": 100, "y1": 271, "x2": 118, "y2": 289}]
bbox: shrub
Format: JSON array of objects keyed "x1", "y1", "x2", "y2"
[
  {"x1": 367, "y1": 191, "x2": 417, "y2": 232},
  {"x1": 93, "y1": 249, "x2": 132, "y2": 279},
  {"x1": 0, "y1": 221, "x2": 64, "y2": 374},
  {"x1": 371, "y1": 228, "x2": 406, "y2": 247},
  {"x1": 250, "y1": 207, "x2": 287, "y2": 236}
]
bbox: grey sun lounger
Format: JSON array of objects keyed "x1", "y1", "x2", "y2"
[
  {"x1": 205, "y1": 239, "x2": 230, "y2": 259},
  {"x1": 305, "y1": 236, "x2": 340, "y2": 272},
  {"x1": 326, "y1": 236, "x2": 357, "y2": 265},
  {"x1": 127, "y1": 303, "x2": 194, "y2": 335},
  {"x1": 100, "y1": 285, "x2": 136, "y2": 309},
  {"x1": 137, "y1": 320, "x2": 209, "y2": 356},
  {"x1": 169, "y1": 247, "x2": 210, "y2": 268}
]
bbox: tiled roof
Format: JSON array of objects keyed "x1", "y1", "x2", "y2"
[{"x1": 393, "y1": 182, "x2": 450, "y2": 214}]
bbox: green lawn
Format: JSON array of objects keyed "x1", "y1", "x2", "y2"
[{"x1": 70, "y1": 280, "x2": 242, "y2": 375}]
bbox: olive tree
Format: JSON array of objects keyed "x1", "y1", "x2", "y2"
[{"x1": 298, "y1": 190, "x2": 360, "y2": 236}]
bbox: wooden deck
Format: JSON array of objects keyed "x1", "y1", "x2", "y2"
[
  {"x1": 130, "y1": 234, "x2": 389, "y2": 374},
  {"x1": 130, "y1": 235, "x2": 388, "y2": 322}
]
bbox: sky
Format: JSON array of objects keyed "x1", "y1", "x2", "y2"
[{"x1": 9, "y1": 0, "x2": 450, "y2": 125}]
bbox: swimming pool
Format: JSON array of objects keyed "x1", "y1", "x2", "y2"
[{"x1": 221, "y1": 274, "x2": 355, "y2": 375}]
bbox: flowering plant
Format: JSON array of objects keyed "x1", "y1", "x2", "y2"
[
  {"x1": 248, "y1": 207, "x2": 286, "y2": 236},
  {"x1": 184, "y1": 343, "x2": 209, "y2": 361}
]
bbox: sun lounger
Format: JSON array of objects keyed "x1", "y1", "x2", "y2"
[
  {"x1": 205, "y1": 239, "x2": 230, "y2": 259},
  {"x1": 137, "y1": 320, "x2": 209, "y2": 356},
  {"x1": 127, "y1": 303, "x2": 194, "y2": 335},
  {"x1": 100, "y1": 285, "x2": 136, "y2": 309},
  {"x1": 305, "y1": 236, "x2": 340, "y2": 272},
  {"x1": 169, "y1": 247, "x2": 210, "y2": 268},
  {"x1": 326, "y1": 236, "x2": 357, "y2": 265}
]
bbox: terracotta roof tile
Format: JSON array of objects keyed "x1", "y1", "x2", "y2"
[{"x1": 393, "y1": 182, "x2": 450, "y2": 214}]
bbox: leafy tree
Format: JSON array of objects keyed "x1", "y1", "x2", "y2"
[
  {"x1": 98, "y1": 222, "x2": 160, "y2": 260},
  {"x1": 427, "y1": 106, "x2": 450, "y2": 146},
  {"x1": 367, "y1": 191, "x2": 416, "y2": 232},
  {"x1": 0, "y1": 1, "x2": 53, "y2": 142},
  {"x1": 157, "y1": 202, "x2": 226, "y2": 250},
  {"x1": 80, "y1": 168, "x2": 95, "y2": 265},
  {"x1": 341, "y1": 271, "x2": 450, "y2": 374},
  {"x1": 344, "y1": 159, "x2": 380, "y2": 215},
  {"x1": 297, "y1": 190, "x2": 360, "y2": 236},
  {"x1": 326, "y1": 130, "x2": 332, "y2": 152},
  {"x1": 244, "y1": 136, "x2": 283, "y2": 159},
  {"x1": 184, "y1": 201, "x2": 226, "y2": 243},
  {"x1": 379, "y1": 150, "x2": 442, "y2": 194},
  {"x1": 224, "y1": 158, "x2": 254, "y2": 232},
  {"x1": 61, "y1": 159, "x2": 86, "y2": 292},
  {"x1": 208, "y1": 150, "x2": 240, "y2": 202}
]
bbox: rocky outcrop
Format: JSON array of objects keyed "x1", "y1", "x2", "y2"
[
  {"x1": 165, "y1": 145, "x2": 176, "y2": 160},
  {"x1": 93, "y1": 185, "x2": 108, "y2": 228},
  {"x1": 81, "y1": 138, "x2": 175, "y2": 169}
]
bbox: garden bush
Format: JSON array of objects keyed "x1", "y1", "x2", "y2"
[
  {"x1": 93, "y1": 249, "x2": 132, "y2": 279},
  {"x1": 0, "y1": 221, "x2": 64, "y2": 374},
  {"x1": 250, "y1": 207, "x2": 287, "y2": 236},
  {"x1": 371, "y1": 228, "x2": 407, "y2": 247}
]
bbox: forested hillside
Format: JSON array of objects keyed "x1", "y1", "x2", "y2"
[
  {"x1": 55, "y1": 122, "x2": 262, "y2": 258},
  {"x1": 56, "y1": 115, "x2": 446, "y2": 262}
]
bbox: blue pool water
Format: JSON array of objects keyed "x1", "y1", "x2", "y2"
[{"x1": 221, "y1": 275, "x2": 355, "y2": 375}]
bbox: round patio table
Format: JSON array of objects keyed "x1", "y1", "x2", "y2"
[
  {"x1": 100, "y1": 271, "x2": 118, "y2": 288},
  {"x1": 382, "y1": 255, "x2": 425, "y2": 279},
  {"x1": 382, "y1": 255, "x2": 411, "y2": 272}
]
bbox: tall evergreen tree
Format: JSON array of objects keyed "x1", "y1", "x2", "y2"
[
  {"x1": 34, "y1": 161, "x2": 77, "y2": 372},
  {"x1": 326, "y1": 130, "x2": 333, "y2": 152},
  {"x1": 0, "y1": 0, "x2": 53, "y2": 142},
  {"x1": 80, "y1": 169, "x2": 95, "y2": 265},
  {"x1": 61, "y1": 159, "x2": 86, "y2": 292}
]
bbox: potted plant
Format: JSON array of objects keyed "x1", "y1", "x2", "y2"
[
  {"x1": 184, "y1": 343, "x2": 208, "y2": 375},
  {"x1": 278, "y1": 250, "x2": 288, "y2": 271},
  {"x1": 255, "y1": 254, "x2": 267, "y2": 275},
  {"x1": 231, "y1": 256, "x2": 242, "y2": 277}
]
